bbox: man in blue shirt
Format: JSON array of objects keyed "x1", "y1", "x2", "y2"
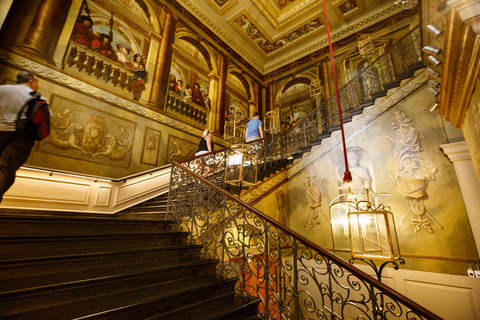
[{"x1": 245, "y1": 112, "x2": 263, "y2": 142}]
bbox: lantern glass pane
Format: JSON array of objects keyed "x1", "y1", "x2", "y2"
[
  {"x1": 349, "y1": 211, "x2": 395, "y2": 261},
  {"x1": 225, "y1": 154, "x2": 242, "y2": 183},
  {"x1": 330, "y1": 201, "x2": 354, "y2": 251}
]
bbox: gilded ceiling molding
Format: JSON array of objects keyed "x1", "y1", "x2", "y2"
[
  {"x1": 230, "y1": 11, "x2": 325, "y2": 57},
  {"x1": 0, "y1": 49, "x2": 227, "y2": 146},
  {"x1": 288, "y1": 71, "x2": 430, "y2": 178},
  {"x1": 263, "y1": 2, "x2": 405, "y2": 72},
  {"x1": 439, "y1": 9, "x2": 480, "y2": 128},
  {"x1": 240, "y1": 169, "x2": 289, "y2": 204},
  {"x1": 250, "y1": 0, "x2": 322, "y2": 28},
  {"x1": 206, "y1": 0, "x2": 238, "y2": 14},
  {"x1": 332, "y1": 0, "x2": 365, "y2": 21}
]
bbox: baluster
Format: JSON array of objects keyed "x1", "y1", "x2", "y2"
[
  {"x1": 127, "y1": 75, "x2": 132, "y2": 92},
  {"x1": 85, "y1": 55, "x2": 95, "y2": 75},
  {"x1": 103, "y1": 64, "x2": 111, "y2": 83},
  {"x1": 120, "y1": 72, "x2": 128, "y2": 89},
  {"x1": 76, "y1": 51, "x2": 87, "y2": 72},
  {"x1": 94, "y1": 60, "x2": 103, "y2": 79},
  {"x1": 67, "y1": 46, "x2": 77, "y2": 67},
  {"x1": 112, "y1": 68, "x2": 120, "y2": 87}
]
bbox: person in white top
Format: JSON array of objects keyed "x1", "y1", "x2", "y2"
[{"x1": 0, "y1": 71, "x2": 46, "y2": 202}]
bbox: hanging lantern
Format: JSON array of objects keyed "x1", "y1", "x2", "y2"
[
  {"x1": 264, "y1": 111, "x2": 279, "y2": 137},
  {"x1": 225, "y1": 144, "x2": 257, "y2": 187},
  {"x1": 348, "y1": 192, "x2": 401, "y2": 261},
  {"x1": 358, "y1": 34, "x2": 375, "y2": 57}
]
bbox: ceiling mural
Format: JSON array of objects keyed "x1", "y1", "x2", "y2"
[{"x1": 232, "y1": 12, "x2": 324, "y2": 55}]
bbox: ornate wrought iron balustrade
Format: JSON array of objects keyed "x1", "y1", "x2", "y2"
[
  {"x1": 167, "y1": 162, "x2": 442, "y2": 320},
  {"x1": 271, "y1": 25, "x2": 423, "y2": 158}
]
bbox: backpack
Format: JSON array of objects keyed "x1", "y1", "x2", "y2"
[{"x1": 16, "y1": 92, "x2": 51, "y2": 141}]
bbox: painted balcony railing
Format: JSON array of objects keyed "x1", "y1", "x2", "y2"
[
  {"x1": 166, "y1": 92, "x2": 208, "y2": 126},
  {"x1": 281, "y1": 25, "x2": 423, "y2": 157},
  {"x1": 167, "y1": 161, "x2": 442, "y2": 320},
  {"x1": 65, "y1": 42, "x2": 140, "y2": 100}
]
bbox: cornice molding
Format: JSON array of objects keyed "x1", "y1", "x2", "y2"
[{"x1": 439, "y1": 8, "x2": 480, "y2": 128}]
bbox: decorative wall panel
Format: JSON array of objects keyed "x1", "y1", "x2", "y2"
[{"x1": 38, "y1": 94, "x2": 135, "y2": 169}]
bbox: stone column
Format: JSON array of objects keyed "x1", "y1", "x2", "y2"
[
  {"x1": 265, "y1": 82, "x2": 272, "y2": 114},
  {"x1": 320, "y1": 61, "x2": 331, "y2": 100},
  {"x1": 441, "y1": 141, "x2": 480, "y2": 256},
  {"x1": 248, "y1": 99, "x2": 257, "y2": 119},
  {"x1": 20, "y1": 0, "x2": 74, "y2": 61},
  {"x1": 214, "y1": 53, "x2": 227, "y2": 135},
  {"x1": 208, "y1": 71, "x2": 219, "y2": 132},
  {"x1": 148, "y1": 10, "x2": 176, "y2": 111}
]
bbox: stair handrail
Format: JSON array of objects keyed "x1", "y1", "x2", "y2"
[{"x1": 168, "y1": 160, "x2": 442, "y2": 320}]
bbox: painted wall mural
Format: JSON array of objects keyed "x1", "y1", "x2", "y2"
[
  {"x1": 386, "y1": 111, "x2": 443, "y2": 233},
  {"x1": 165, "y1": 135, "x2": 197, "y2": 163},
  {"x1": 71, "y1": 12, "x2": 147, "y2": 101},
  {"x1": 39, "y1": 95, "x2": 134, "y2": 168},
  {"x1": 141, "y1": 128, "x2": 161, "y2": 166}
]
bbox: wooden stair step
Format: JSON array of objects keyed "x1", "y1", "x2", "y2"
[
  {"x1": 1, "y1": 232, "x2": 189, "y2": 259},
  {"x1": 0, "y1": 214, "x2": 172, "y2": 236},
  {"x1": 2, "y1": 275, "x2": 235, "y2": 320},
  {"x1": 0, "y1": 245, "x2": 204, "y2": 292}
]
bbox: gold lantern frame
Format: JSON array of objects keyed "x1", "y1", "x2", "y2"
[{"x1": 224, "y1": 144, "x2": 257, "y2": 188}]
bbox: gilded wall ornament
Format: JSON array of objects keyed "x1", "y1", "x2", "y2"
[
  {"x1": 141, "y1": 128, "x2": 161, "y2": 166},
  {"x1": 303, "y1": 170, "x2": 329, "y2": 229},
  {"x1": 387, "y1": 111, "x2": 443, "y2": 233},
  {"x1": 48, "y1": 110, "x2": 132, "y2": 161},
  {"x1": 275, "y1": 190, "x2": 288, "y2": 225},
  {"x1": 166, "y1": 135, "x2": 197, "y2": 163}
]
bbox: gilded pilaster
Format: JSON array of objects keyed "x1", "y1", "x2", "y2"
[{"x1": 214, "y1": 53, "x2": 227, "y2": 135}]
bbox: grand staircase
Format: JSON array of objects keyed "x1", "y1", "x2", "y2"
[{"x1": 0, "y1": 213, "x2": 259, "y2": 319}]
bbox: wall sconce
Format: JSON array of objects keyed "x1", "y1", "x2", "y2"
[
  {"x1": 428, "y1": 79, "x2": 441, "y2": 88},
  {"x1": 395, "y1": 0, "x2": 418, "y2": 9},
  {"x1": 429, "y1": 101, "x2": 439, "y2": 112},
  {"x1": 426, "y1": 24, "x2": 444, "y2": 37},
  {"x1": 422, "y1": 45, "x2": 442, "y2": 56},
  {"x1": 358, "y1": 34, "x2": 375, "y2": 57},
  {"x1": 425, "y1": 68, "x2": 441, "y2": 78},
  {"x1": 427, "y1": 55, "x2": 442, "y2": 66},
  {"x1": 429, "y1": 87, "x2": 440, "y2": 95}
]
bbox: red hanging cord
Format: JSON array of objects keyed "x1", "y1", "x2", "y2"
[{"x1": 322, "y1": 0, "x2": 352, "y2": 183}]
